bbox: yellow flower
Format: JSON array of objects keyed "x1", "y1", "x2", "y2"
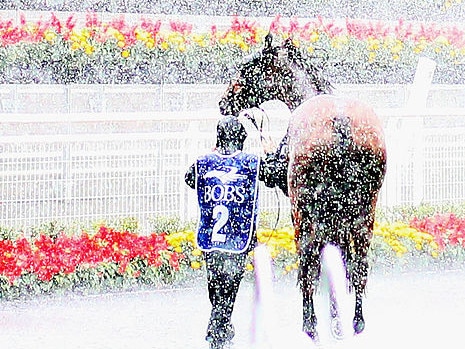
[
  {"x1": 135, "y1": 28, "x2": 150, "y2": 42},
  {"x1": 174, "y1": 246, "x2": 183, "y2": 253},
  {"x1": 146, "y1": 39, "x2": 155, "y2": 49},
  {"x1": 44, "y1": 30, "x2": 56, "y2": 43},
  {"x1": 181, "y1": 230, "x2": 196, "y2": 244},
  {"x1": 167, "y1": 32, "x2": 185, "y2": 47},
  {"x1": 160, "y1": 41, "x2": 169, "y2": 50},
  {"x1": 84, "y1": 44, "x2": 94, "y2": 55},
  {"x1": 69, "y1": 32, "x2": 81, "y2": 43},
  {"x1": 435, "y1": 35, "x2": 450, "y2": 46},
  {"x1": 246, "y1": 263, "x2": 254, "y2": 271},
  {"x1": 115, "y1": 32, "x2": 125, "y2": 42},
  {"x1": 192, "y1": 33, "x2": 207, "y2": 47},
  {"x1": 121, "y1": 50, "x2": 130, "y2": 58},
  {"x1": 81, "y1": 28, "x2": 91, "y2": 39},
  {"x1": 191, "y1": 261, "x2": 201, "y2": 270},
  {"x1": 239, "y1": 42, "x2": 249, "y2": 51},
  {"x1": 309, "y1": 31, "x2": 319, "y2": 43},
  {"x1": 368, "y1": 51, "x2": 376, "y2": 62},
  {"x1": 390, "y1": 40, "x2": 403, "y2": 54},
  {"x1": 117, "y1": 40, "x2": 126, "y2": 48},
  {"x1": 332, "y1": 35, "x2": 349, "y2": 49},
  {"x1": 367, "y1": 37, "x2": 380, "y2": 50},
  {"x1": 413, "y1": 46, "x2": 425, "y2": 54},
  {"x1": 191, "y1": 248, "x2": 202, "y2": 257}
]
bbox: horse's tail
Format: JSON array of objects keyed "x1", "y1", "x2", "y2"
[{"x1": 332, "y1": 113, "x2": 352, "y2": 157}]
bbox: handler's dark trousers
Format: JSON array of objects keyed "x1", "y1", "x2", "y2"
[{"x1": 204, "y1": 251, "x2": 247, "y2": 342}]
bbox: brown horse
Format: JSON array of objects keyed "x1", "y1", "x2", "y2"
[{"x1": 219, "y1": 33, "x2": 387, "y2": 341}]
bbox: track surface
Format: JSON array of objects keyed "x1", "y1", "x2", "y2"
[{"x1": 0, "y1": 269, "x2": 464, "y2": 349}]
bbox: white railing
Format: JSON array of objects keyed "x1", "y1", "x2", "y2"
[
  {"x1": 1, "y1": 83, "x2": 465, "y2": 114},
  {"x1": 1, "y1": 103, "x2": 465, "y2": 231}
]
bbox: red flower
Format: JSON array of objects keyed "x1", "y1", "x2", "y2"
[
  {"x1": 169, "y1": 252, "x2": 181, "y2": 270},
  {"x1": 269, "y1": 15, "x2": 283, "y2": 35},
  {"x1": 140, "y1": 17, "x2": 162, "y2": 42},
  {"x1": 169, "y1": 20, "x2": 192, "y2": 35},
  {"x1": 85, "y1": 11, "x2": 101, "y2": 28},
  {"x1": 410, "y1": 213, "x2": 465, "y2": 251},
  {"x1": 0, "y1": 226, "x2": 187, "y2": 283}
]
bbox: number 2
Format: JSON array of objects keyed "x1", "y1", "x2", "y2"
[{"x1": 211, "y1": 205, "x2": 229, "y2": 242}]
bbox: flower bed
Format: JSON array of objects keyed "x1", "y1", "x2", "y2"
[
  {"x1": 1, "y1": 12, "x2": 465, "y2": 84},
  {"x1": 1, "y1": 208, "x2": 464, "y2": 300}
]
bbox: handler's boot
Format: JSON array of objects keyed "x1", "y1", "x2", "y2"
[
  {"x1": 209, "y1": 340, "x2": 232, "y2": 349},
  {"x1": 206, "y1": 322, "x2": 234, "y2": 348}
]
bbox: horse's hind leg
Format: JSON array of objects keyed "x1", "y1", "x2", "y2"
[
  {"x1": 295, "y1": 209, "x2": 322, "y2": 341},
  {"x1": 328, "y1": 280, "x2": 345, "y2": 339},
  {"x1": 351, "y1": 219, "x2": 372, "y2": 335},
  {"x1": 353, "y1": 291, "x2": 365, "y2": 334},
  {"x1": 299, "y1": 239, "x2": 320, "y2": 341},
  {"x1": 301, "y1": 274, "x2": 319, "y2": 341},
  {"x1": 298, "y1": 239, "x2": 320, "y2": 341}
]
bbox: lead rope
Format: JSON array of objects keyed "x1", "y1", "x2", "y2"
[{"x1": 242, "y1": 107, "x2": 281, "y2": 242}]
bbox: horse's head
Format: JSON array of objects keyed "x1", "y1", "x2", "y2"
[{"x1": 219, "y1": 33, "x2": 332, "y2": 117}]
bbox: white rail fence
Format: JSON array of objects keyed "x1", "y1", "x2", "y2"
[{"x1": 1, "y1": 84, "x2": 465, "y2": 231}]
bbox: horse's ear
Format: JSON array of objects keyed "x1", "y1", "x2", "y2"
[
  {"x1": 282, "y1": 37, "x2": 301, "y2": 60},
  {"x1": 282, "y1": 37, "x2": 295, "y2": 51},
  {"x1": 263, "y1": 32, "x2": 273, "y2": 52}
]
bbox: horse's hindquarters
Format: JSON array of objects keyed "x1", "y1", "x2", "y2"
[{"x1": 288, "y1": 95, "x2": 386, "y2": 211}]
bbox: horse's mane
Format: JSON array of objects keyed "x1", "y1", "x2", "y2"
[{"x1": 282, "y1": 38, "x2": 333, "y2": 95}]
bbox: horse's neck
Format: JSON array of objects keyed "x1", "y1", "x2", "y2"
[{"x1": 284, "y1": 60, "x2": 327, "y2": 111}]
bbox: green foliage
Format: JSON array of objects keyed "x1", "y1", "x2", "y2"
[
  {"x1": 29, "y1": 220, "x2": 68, "y2": 240},
  {"x1": 148, "y1": 215, "x2": 196, "y2": 233},
  {"x1": 376, "y1": 202, "x2": 465, "y2": 222}
]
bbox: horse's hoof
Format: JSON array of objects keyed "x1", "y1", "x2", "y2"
[
  {"x1": 304, "y1": 330, "x2": 319, "y2": 342},
  {"x1": 330, "y1": 317, "x2": 344, "y2": 340},
  {"x1": 353, "y1": 317, "x2": 365, "y2": 334},
  {"x1": 303, "y1": 324, "x2": 319, "y2": 342}
]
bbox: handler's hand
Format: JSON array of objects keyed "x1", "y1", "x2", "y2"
[{"x1": 261, "y1": 135, "x2": 276, "y2": 154}]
